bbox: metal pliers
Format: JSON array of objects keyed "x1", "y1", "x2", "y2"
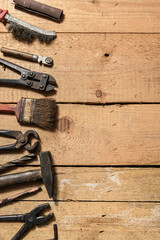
[
  {"x1": 0, "y1": 58, "x2": 57, "y2": 92},
  {"x1": 0, "y1": 203, "x2": 54, "y2": 240},
  {"x1": 0, "y1": 130, "x2": 39, "y2": 152}
]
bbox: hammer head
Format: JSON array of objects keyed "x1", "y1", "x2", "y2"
[{"x1": 40, "y1": 151, "x2": 53, "y2": 198}]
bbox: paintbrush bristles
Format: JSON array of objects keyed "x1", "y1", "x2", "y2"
[
  {"x1": 33, "y1": 99, "x2": 57, "y2": 129},
  {"x1": 18, "y1": 98, "x2": 57, "y2": 130}
]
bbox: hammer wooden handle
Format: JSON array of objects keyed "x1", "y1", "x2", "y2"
[{"x1": 0, "y1": 170, "x2": 41, "y2": 187}]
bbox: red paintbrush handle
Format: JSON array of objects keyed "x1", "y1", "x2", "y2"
[{"x1": 0, "y1": 104, "x2": 16, "y2": 114}]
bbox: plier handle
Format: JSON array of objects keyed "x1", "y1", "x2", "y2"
[
  {"x1": 0, "y1": 58, "x2": 57, "y2": 92},
  {"x1": 0, "y1": 203, "x2": 54, "y2": 240},
  {"x1": 0, "y1": 130, "x2": 39, "y2": 152}
]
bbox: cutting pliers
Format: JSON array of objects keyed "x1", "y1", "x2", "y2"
[
  {"x1": 0, "y1": 203, "x2": 54, "y2": 240},
  {"x1": 0, "y1": 58, "x2": 57, "y2": 92},
  {"x1": 0, "y1": 130, "x2": 39, "y2": 151}
]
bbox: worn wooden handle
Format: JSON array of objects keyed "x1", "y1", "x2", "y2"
[
  {"x1": 0, "y1": 170, "x2": 41, "y2": 188},
  {"x1": 0, "y1": 104, "x2": 16, "y2": 114},
  {"x1": 1, "y1": 47, "x2": 34, "y2": 61}
]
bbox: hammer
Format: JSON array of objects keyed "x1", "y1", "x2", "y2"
[{"x1": 0, "y1": 151, "x2": 53, "y2": 198}]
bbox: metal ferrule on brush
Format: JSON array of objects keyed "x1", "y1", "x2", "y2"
[{"x1": 18, "y1": 98, "x2": 36, "y2": 125}]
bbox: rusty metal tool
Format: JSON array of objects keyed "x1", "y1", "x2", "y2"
[
  {"x1": 53, "y1": 224, "x2": 58, "y2": 240},
  {"x1": 1, "y1": 47, "x2": 53, "y2": 66},
  {"x1": 0, "y1": 130, "x2": 39, "y2": 152},
  {"x1": 0, "y1": 154, "x2": 36, "y2": 173},
  {"x1": 0, "y1": 203, "x2": 54, "y2": 240},
  {"x1": 47, "y1": 224, "x2": 58, "y2": 240},
  {"x1": 50, "y1": 224, "x2": 58, "y2": 240},
  {"x1": 0, "y1": 187, "x2": 41, "y2": 206},
  {"x1": 0, "y1": 58, "x2": 56, "y2": 92},
  {"x1": 0, "y1": 151, "x2": 54, "y2": 198},
  {"x1": 14, "y1": 0, "x2": 63, "y2": 22},
  {"x1": 0, "y1": 153, "x2": 36, "y2": 172}
]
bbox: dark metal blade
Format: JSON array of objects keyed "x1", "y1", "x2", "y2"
[{"x1": 40, "y1": 151, "x2": 53, "y2": 198}]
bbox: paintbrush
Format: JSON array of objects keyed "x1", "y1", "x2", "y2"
[{"x1": 0, "y1": 98, "x2": 57, "y2": 130}]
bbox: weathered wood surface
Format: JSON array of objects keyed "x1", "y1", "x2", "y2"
[
  {"x1": 0, "y1": 167, "x2": 160, "y2": 201},
  {"x1": 0, "y1": 202, "x2": 160, "y2": 240},
  {"x1": 0, "y1": 0, "x2": 160, "y2": 33},
  {"x1": 0, "y1": 33, "x2": 160, "y2": 103},
  {"x1": 0, "y1": 1, "x2": 160, "y2": 239},
  {"x1": 0, "y1": 104, "x2": 159, "y2": 165}
]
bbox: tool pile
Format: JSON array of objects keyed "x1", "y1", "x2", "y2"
[{"x1": 0, "y1": 0, "x2": 63, "y2": 239}]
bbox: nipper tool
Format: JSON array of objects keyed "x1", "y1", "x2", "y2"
[{"x1": 0, "y1": 130, "x2": 39, "y2": 151}]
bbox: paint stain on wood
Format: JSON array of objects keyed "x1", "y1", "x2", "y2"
[{"x1": 58, "y1": 117, "x2": 73, "y2": 132}]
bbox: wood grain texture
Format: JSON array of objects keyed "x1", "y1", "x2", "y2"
[
  {"x1": 0, "y1": 1, "x2": 160, "y2": 239},
  {"x1": 0, "y1": 167, "x2": 159, "y2": 201},
  {"x1": 0, "y1": 0, "x2": 160, "y2": 33},
  {"x1": 0, "y1": 33, "x2": 160, "y2": 103},
  {"x1": 0, "y1": 104, "x2": 159, "y2": 165},
  {"x1": 0, "y1": 202, "x2": 160, "y2": 240}
]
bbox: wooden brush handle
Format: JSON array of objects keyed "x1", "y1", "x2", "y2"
[{"x1": 0, "y1": 104, "x2": 16, "y2": 114}]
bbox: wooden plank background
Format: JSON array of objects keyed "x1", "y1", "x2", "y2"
[
  {"x1": 1, "y1": 0, "x2": 160, "y2": 33},
  {"x1": 0, "y1": 33, "x2": 160, "y2": 103},
  {"x1": 0, "y1": 104, "x2": 160, "y2": 166},
  {"x1": 1, "y1": 167, "x2": 160, "y2": 201},
  {"x1": 0, "y1": 0, "x2": 160, "y2": 239}
]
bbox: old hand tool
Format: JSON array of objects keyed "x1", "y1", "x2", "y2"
[
  {"x1": 14, "y1": 0, "x2": 63, "y2": 22},
  {"x1": 0, "y1": 98, "x2": 57, "y2": 130},
  {"x1": 0, "y1": 58, "x2": 56, "y2": 92},
  {"x1": 0, "y1": 187, "x2": 41, "y2": 206},
  {"x1": 0, "y1": 9, "x2": 56, "y2": 43},
  {"x1": 1, "y1": 47, "x2": 53, "y2": 66},
  {"x1": 0, "y1": 154, "x2": 36, "y2": 173},
  {"x1": 0, "y1": 151, "x2": 54, "y2": 198},
  {"x1": 0, "y1": 130, "x2": 39, "y2": 152},
  {"x1": 0, "y1": 203, "x2": 54, "y2": 240},
  {"x1": 47, "y1": 224, "x2": 58, "y2": 240}
]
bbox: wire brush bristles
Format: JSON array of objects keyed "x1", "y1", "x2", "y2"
[
  {"x1": 7, "y1": 22, "x2": 55, "y2": 43},
  {"x1": 8, "y1": 22, "x2": 35, "y2": 42}
]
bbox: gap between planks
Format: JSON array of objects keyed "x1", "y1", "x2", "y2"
[{"x1": 1, "y1": 32, "x2": 160, "y2": 34}]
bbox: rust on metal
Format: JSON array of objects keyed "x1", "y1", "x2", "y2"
[
  {"x1": 14, "y1": 0, "x2": 63, "y2": 22},
  {"x1": 0, "y1": 187, "x2": 41, "y2": 206}
]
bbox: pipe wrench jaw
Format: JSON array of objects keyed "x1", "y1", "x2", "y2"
[{"x1": 0, "y1": 9, "x2": 8, "y2": 22}]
